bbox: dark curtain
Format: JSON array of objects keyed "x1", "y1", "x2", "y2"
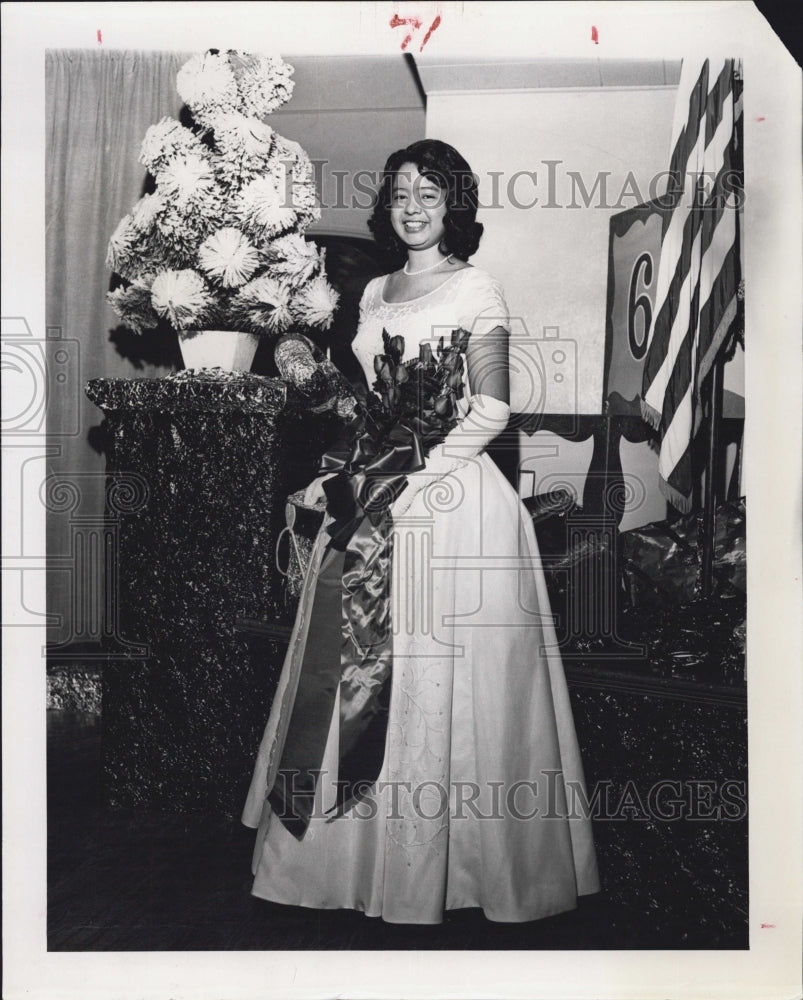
[{"x1": 45, "y1": 49, "x2": 192, "y2": 644}]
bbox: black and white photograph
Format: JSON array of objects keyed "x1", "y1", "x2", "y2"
[{"x1": 2, "y1": 2, "x2": 801, "y2": 998}]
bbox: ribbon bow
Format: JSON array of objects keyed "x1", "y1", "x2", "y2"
[{"x1": 320, "y1": 416, "x2": 426, "y2": 550}]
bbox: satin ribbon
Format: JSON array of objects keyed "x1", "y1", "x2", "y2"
[
  {"x1": 268, "y1": 505, "x2": 396, "y2": 838},
  {"x1": 320, "y1": 417, "x2": 427, "y2": 550},
  {"x1": 269, "y1": 398, "x2": 459, "y2": 837}
]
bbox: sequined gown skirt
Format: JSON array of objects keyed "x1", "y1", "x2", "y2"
[{"x1": 242, "y1": 451, "x2": 600, "y2": 924}]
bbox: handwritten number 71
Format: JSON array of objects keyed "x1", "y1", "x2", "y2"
[{"x1": 390, "y1": 14, "x2": 442, "y2": 52}]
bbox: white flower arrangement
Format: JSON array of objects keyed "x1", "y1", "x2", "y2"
[{"x1": 107, "y1": 49, "x2": 337, "y2": 338}]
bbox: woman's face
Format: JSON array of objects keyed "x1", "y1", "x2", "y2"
[{"x1": 389, "y1": 163, "x2": 447, "y2": 253}]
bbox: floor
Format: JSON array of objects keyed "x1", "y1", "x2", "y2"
[{"x1": 48, "y1": 710, "x2": 655, "y2": 952}]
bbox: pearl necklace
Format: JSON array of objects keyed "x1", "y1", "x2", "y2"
[{"x1": 403, "y1": 254, "x2": 454, "y2": 276}]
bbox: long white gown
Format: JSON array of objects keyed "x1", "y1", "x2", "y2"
[{"x1": 242, "y1": 266, "x2": 600, "y2": 923}]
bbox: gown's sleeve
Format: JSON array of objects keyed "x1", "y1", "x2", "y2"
[
  {"x1": 457, "y1": 270, "x2": 511, "y2": 340},
  {"x1": 351, "y1": 277, "x2": 380, "y2": 385},
  {"x1": 458, "y1": 270, "x2": 511, "y2": 403},
  {"x1": 357, "y1": 276, "x2": 379, "y2": 324}
]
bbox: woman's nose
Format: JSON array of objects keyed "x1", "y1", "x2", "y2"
[{"x1": 403, "y1": 198, "x2": 421, "y2": 216}]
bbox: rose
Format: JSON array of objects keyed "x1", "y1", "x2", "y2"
[
  {"x1": 389, "y1": 335, "x2": 405, "y2": 359},
  {"x1": 434, "y1": 394, "x2": 452, "y2": 417},
  {"x1": 452, "y1": 328, "x2": 471, "y2": 351},
  {"x1": 443, "y1": 350, "x2": 464, "y2": 374}
]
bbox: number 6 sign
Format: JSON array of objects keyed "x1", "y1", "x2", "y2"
[{"x1": 603, "y1": 199, "x2": 670, "y2": 412}]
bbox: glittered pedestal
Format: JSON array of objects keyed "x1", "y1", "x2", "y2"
[
  {"x1": 86, "y1": 371, "x2": 335, "y2": 817},
  {"x1": 565, "y1": 598, "x2": 748, "y2": 949}
]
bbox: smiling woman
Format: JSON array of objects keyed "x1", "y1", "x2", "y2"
[
  {"x1": 382, "y1": 161, "x2": 472, "y2": 301},
  {"x1": 242, "y1": 138, "x2": 600, "y2": 925},
  {"x1": 390, "y1": 167, "x2": 449, "y2": 261},
  {"x1": 371, "y1": 140, "x2": 484, "y2": 272}
]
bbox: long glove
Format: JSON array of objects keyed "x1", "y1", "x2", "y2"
[{"x1": 390, "y1": 393, "x2": 510, "y2": 520}]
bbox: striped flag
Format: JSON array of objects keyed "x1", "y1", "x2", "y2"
[{"x1": 641, "y1": 58, "x2": 743, "y2": 512}]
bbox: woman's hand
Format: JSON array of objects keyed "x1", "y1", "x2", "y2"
[{"x1": 303, "y1": 472, "x2": 336, "y2": 507}]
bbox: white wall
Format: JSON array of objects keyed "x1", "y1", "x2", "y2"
[{"x1": 426, "y1": 86, "x2": 678, "y2": 413}]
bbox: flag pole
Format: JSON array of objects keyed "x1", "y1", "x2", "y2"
[{"x1": 701, "y1": 356, "x2": 724, "y2": 597}]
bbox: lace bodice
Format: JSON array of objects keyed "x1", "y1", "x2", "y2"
[{"x1": 352, "y1": 266, "x2": 510, "y2": 395}]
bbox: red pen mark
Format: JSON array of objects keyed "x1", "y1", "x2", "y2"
[
  {"x1": 760, "y1": 922, "x2": 775, "y2": 928},
  {"x1": 419, "y1": 14, "x2": 441, "y2": 51},
  {"x1": 755, "y1": 116, "x2": 765, "y2": 122},
  {"x1": 97, "y1": 29, "x2": 102, "y2": 44},
  {"x1": 389, "y1": 13, "x2": 422, "y2": 51},
  {"x1": 389, "y1": 13, "x2": 440, "y2": 52},
  {"x1": 591, "y1": 25, "x2": 599, "y2": 44}
]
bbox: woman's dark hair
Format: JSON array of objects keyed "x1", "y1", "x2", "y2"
[{"x1": 368, "y1": 139, "x2": 484, "y2": 266}]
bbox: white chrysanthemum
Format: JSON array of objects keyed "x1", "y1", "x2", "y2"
[
  {"x1": 264, "y1": 233, "x2": 322, "y2": 287},
  {"x1": 212, "y1": 113, "x2": 276, "y2": 188},
  {"x1": 139, "y1": 117, "x2": 206, "y2": 173},
  {"x1": 107, "y1": 276, "x2": 160, "y2": 335},
  {"x1": 292, "y1": 179, "x2": 321, "y2": 225},
  {"x1": 158, "y1": 154, "x2": 215, "y2": 208},
  {"x1": 264, "y1": 154, "x2": 294, "y2": 196},
  {"x1": 176, "y1": 52, "x2": 239, "y2": 122},
  {"x1": 153, "y1": 199, "x2": 219, "y2": 268},
  {"x1": 293, "y1": 173, "x2": 319, "y2": 210},
  {"x1": 291, "y1": 273, "x2": 339, "y2": 330},
  {"x1": 290, "y1": 143, "x2": 314, "y2": 181},
  {"x1": 130, "y1": 192, "x2": 165, "y2": 232},
  {"x1": 237, "y1": 53, "x2": 294, "y2": 117},
  {"x1": 106, "y1": 214, "x2": 138, "y2": 272},
  {"x1": 238, "y1": 176, "x2": 297, "y2": 238},
  {"x1": 150, "y1": 269, "x2": 211, "y2": 330},
  {"x1": 270, "y1": 137, "x2": 320, "y2": 225},
  {"x1": 198, "y1": 228, "x2": 261, "y2": 288},
  {"x1": 272, "y1": 137, "x2": 308, "y2": 179},
  {"x1": 106, "y1": 49, "x2": 327, "y2": 337},
  {"x1": 213, "y1": 111, "x2": 273, "y2": 158},
  {"x1": 235, "y1": 274, "x2": 293, "y2": 334}
]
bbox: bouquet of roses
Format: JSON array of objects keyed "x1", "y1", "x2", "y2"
[{"x1": 320, "y1": 327, "x2": 471, "y2": 549}]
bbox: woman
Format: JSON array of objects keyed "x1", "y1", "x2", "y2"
[{"x1": 243, "y1": 139, "x2": 599, "y2": 924}]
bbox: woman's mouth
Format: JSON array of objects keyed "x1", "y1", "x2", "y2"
[{"x1": 403, "y1": 221, "x2": 426, "y2": 232}]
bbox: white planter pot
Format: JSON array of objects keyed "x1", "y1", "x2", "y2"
[{"x1": 178, "y1": 329, "x2": 260, "y2": 372}]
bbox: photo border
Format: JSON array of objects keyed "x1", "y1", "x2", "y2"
[{"x1": 3, "y1": 3, "x2": 801, "y2": 998}]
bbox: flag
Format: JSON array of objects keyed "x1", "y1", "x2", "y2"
[{"x1": 641, "y1": 58, "x2": 743, "y2": 512}]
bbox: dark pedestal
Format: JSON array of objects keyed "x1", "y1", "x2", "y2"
[{"x1": 86, "y1": 371, "x2": 334, "y2": 817}]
